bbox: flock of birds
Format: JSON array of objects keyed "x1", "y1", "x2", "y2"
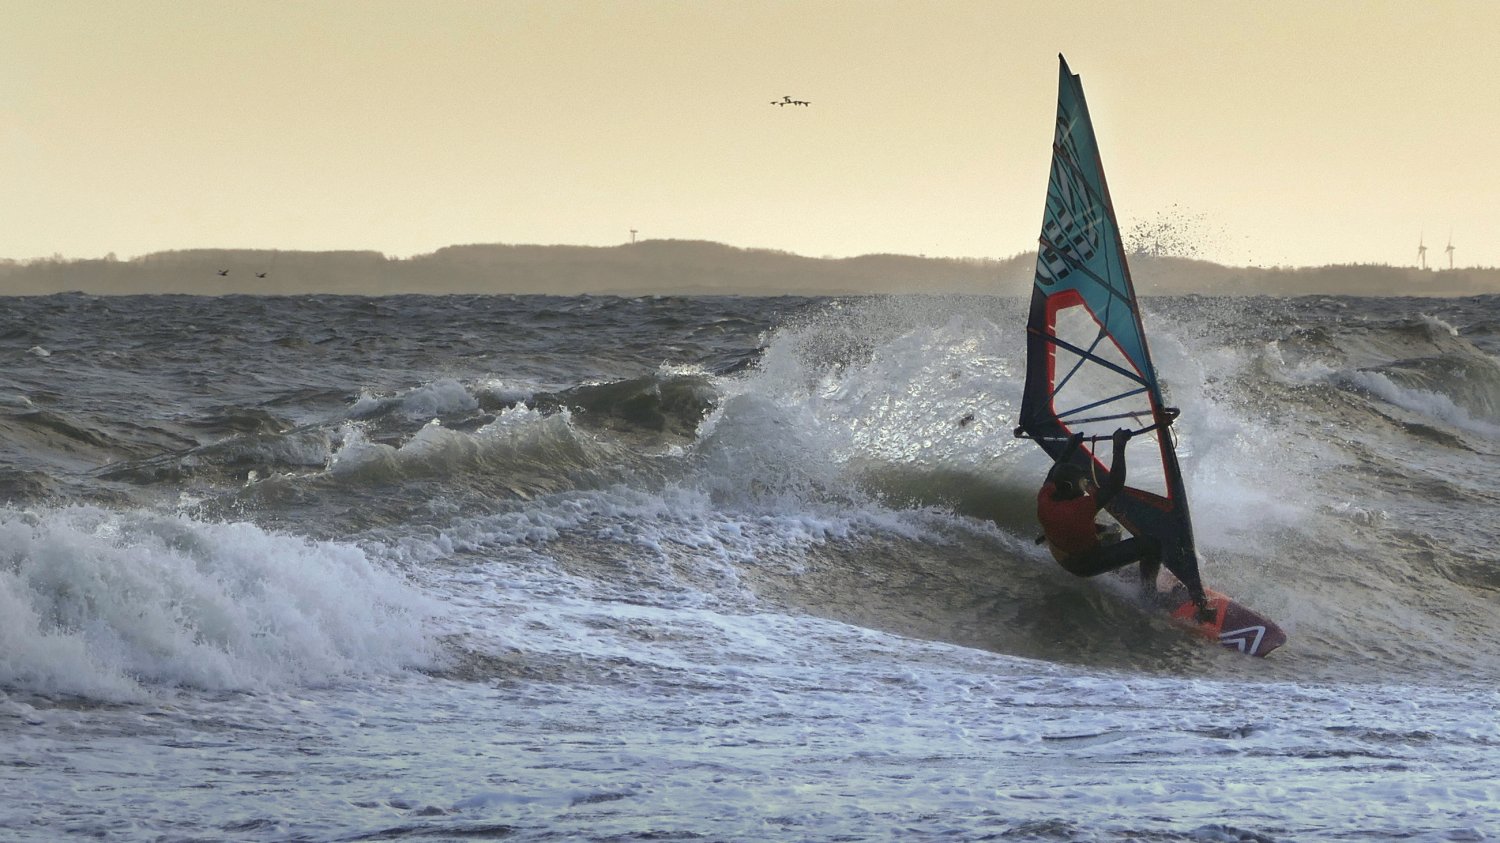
[{"x1": 216, "y1": 269, "x2": 267, "y2": 277}]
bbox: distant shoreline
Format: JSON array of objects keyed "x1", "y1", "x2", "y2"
[{"x1": 2, "y1": 240, "x2": 1496, "y2": 297}]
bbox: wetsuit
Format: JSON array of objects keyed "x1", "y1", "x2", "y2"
[{"x1": 1037, "y1": 431, "x2": 1162, "y2": 585}]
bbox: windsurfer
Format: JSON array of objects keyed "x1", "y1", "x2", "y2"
[{"x1": 1038, "y1": 430, "x2": 1212, "y2": 621}]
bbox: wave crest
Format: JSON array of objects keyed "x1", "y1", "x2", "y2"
[{"x1": 0, "y1": 506, "x2": 436, "y2": 700}]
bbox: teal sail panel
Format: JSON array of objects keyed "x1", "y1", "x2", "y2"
[{"x1": 1034, "y1": 56, "x2": 1155, "y2": 388}]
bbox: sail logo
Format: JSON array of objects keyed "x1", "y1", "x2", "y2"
[
  {"x1": 1219, "y1": 625, "x2": 1267, "y2": 654},
  {"x1": 1036, "y1": 118, "x2": 1100, "y2": 287}
]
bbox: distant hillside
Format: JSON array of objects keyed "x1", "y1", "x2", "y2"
[
  {"x1": 1128, "y1": 257, "x2": 1500, "y2": 298},
  {"x1": 1, "y1": 241, "x2": 1495, "y2": 296},
  {"x1": 0, "y1": 242, "x2": 1023, "y2": 297}
]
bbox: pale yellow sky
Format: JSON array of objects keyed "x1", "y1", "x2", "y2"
[{"x1": 3, "y1": 0, "x2": 1497, "y2": 269}]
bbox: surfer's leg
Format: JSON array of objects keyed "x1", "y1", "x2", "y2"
[
  {"x1": 1160, "y1": 557, "x2": 1212, "y2": 620},
  {"x1": 1060, "y1": 537, "x2": 1156, "y2": 578},
  {"x1": 1138, "y1": 554, "x2": 1161, "y2": 590}
]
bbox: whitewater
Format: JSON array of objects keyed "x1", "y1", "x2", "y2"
[{"x1": 0, "y1": 291, "x2": 1496, "y2": 842}]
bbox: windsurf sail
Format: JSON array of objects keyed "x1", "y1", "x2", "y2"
[{"x1": 1015, "y1": 55, "x2": 1205, "y2": 603}]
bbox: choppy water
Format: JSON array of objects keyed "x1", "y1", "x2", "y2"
[{"x1": 1, "y1": 291, "x2": 1497, "y2": 841}]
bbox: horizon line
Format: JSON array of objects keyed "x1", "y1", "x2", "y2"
[{"x1": 2, "y1": 239, "x2": 1491, "y2": 273}]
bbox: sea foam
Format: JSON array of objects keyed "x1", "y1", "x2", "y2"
[{"x1": 0, "y1": 506, "x2": 437, "y2": 700}]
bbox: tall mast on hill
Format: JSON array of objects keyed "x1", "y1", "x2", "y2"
[
  {"x1": 1418, "y1": 234, "x2": 1428, "y2": 270},
  {"x1": 1445, "y1": 234, "x2": 1455, "y2": 269}
]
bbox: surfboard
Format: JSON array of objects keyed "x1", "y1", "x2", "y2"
[
  {"x1": 1153, "y1": 577, "x2": 1287, "y2": 656},
  {"x1": 1014, "y1": 55, "x2": 1286, "y2": 658}
]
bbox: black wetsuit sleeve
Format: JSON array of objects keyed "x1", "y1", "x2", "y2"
[
  {"x1": 1093, "y1": 437, "x2": 1128, "y2": 510},
  {"x1": 1045, "y1": 432, "x2": 1086, "y2": 484},
  {"x1": 1059, "y1": 432, "x2": 1084, "y2": 462}
]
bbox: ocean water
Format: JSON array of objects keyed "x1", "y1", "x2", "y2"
[{"x1": 0, "y1": 291, "x2": 1496, "y2": 842}]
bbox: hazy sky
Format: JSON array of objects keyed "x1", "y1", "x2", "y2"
[{"x1": 4, "y1": 0, "x2": 1498, "y2": 268}]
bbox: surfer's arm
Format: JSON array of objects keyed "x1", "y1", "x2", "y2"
[
  {"x1": 1057, "y1": 431, "x2": 1084, "y2": 463},
  {"x1": 1094, "y1": 428, "x2": 1131, "y2": 510},
  {"x1": 1045, "y1": 432, "x2": 1086, "y2": 484}
]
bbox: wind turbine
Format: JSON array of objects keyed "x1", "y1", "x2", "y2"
[
  {"x1": 1417, "y1": 234, "x2": 1428, "y2": 270},
  {"x1": 1445, "y1": 234, "x2": 1455, "y2": 269}
]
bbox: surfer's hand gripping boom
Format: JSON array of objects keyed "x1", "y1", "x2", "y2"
[{"x1": 1012, "y1": 407, "x2": 1179, "y2": 442}]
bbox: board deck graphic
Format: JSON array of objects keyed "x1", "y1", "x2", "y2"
[{"x1": 1161, "y1": 583, "x2": 1287, "y2": 657}]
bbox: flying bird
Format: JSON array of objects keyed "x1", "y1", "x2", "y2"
[
  {"x1": 256, "y1": 272, "x2": 267, "y2": 278},
  {"x1": 217, "y1": 269, "x2": 229, "y2": 276}
]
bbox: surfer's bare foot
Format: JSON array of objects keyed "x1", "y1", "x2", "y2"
[{"x1": 1195, "y1": 602, "x2": 1215, "y2": 623}]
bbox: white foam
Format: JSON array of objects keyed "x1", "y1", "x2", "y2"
[
  {"x1": 474, "y1": 377, "x2": 536, "y2": 405},
  {"x1": 1350, "y1": 369, "x2": 1500, "y2": 439},
  {"x1": 327, "y1": 405, "x2": 579, "y2": 480},
  {"x1": 1149, "y1": 330, "x2": 1321, "y2": 555},
  {"x1": 348, "y1": 390, "x2": 387, "y2": 418},
  {"x1": 0, "y1": 506, "x2": 438, "y2": 700},
  {"x1": 397, "y1": 377, "x2": 480, "y2": 418},
  {"x1": 1419, "y1": 312, "x2": 1461, "y2": 337},
  {"x1": 349, "y1": 378, "x2": 481, "y2": 421},
  {"x1": 694, "y1": 299, "x2": 1024, "y2": 508}
]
